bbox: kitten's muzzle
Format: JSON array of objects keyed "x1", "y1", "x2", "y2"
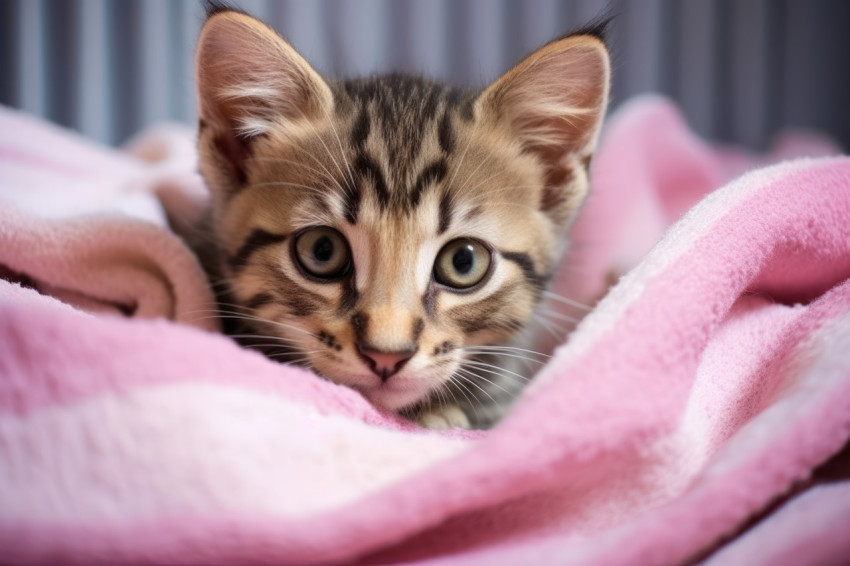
[{"x1": 356, "y1": 344, "x2": 417, "y2": 382}]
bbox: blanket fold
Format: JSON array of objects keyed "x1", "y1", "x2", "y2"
[
  {"x1": 1, "y1": 98, "x2": 848, "y2": 565},
  {"x1": 0, "y1": 106, "x2": 217, "y2": 328}
]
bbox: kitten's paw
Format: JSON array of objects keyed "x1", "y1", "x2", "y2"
[{"x1": 417, "y1": 405, "x2": 471, "y2": 430}]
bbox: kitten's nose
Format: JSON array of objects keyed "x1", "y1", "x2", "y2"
[{"x1": 357, "y1": 344, "x2": 416, "y2": 382}]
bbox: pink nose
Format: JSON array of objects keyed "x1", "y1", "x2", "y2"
[{"x1": 357, "y1": 345, "x2": 416, "y2": 381}]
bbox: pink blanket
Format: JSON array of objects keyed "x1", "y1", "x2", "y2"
[{"x1": 1, "y1": 97, "x2": 849, "y2": 565}]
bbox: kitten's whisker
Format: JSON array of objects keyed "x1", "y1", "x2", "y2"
[
  {"x1": 455, "y1": 368, "x2": 513, "y2": 405},
  {"x1": 294, "y1": 147, "x2": 348, "y2": 196},
  {"x1": 184, "y1": 302, "x2": 252, "y2": 316},
  {"x1": 263, "y1": 352, "x2": 322, "y2": 363},
  {"x1": 237, "y1": 343, "x2": 305, "y2": 353},
  {"x1": 183, "y1": 301, "x2": 255, "y2": 318},
  {"x1": 542, "y1": 290, "x2": 593, "y2": 311},
  {"x1": 528, "y1": 315, "x2": 565, "y2": 340},
  {"x1": 445, "y1": 380, "x2": 480, "y2": 422},
  {"x1": 457, "y1": 345, "x2": 550, "y2": 358},
  {"x1": 422, "y1": 390, "x2": 434, "y2": 414},
  {"x1": 267, "y1": 357, "x2": 311, "y2": 365},
  {"x1": 302, "y1": 111, "x2": 351, "y2": 188},
  {"x1": 445, "y1": 114, "x2": 482, "y2": 198},
  {"x1": 452, "y1": 370, "x2": 500, "y2": 406},
  {"x1": 264, "y1": 348, "x2": 322, "y2": 355},
  {"x1": 253, "y1": 351, "x2": 305, "y2": 360},
  {"x1": 266, "y1": 357, "x2": 312, "y2": 366},
  {"x1": 532, "y1": 312, "x2": 568, "y2": 333},
  {"x1": 434, "y1": 383, "x2": 448, "y2": 411},
  {"x1": 186, "y1": 311, "x2": 282, "y2": 328},
  {"x1": 181, "y1": 306, "x2": 227, "y2": 321},
  {"x1": 214, "y1": 300, "x2": 257, "y2": 311},
  {"x1": 250, "y1": 156, "x2": 342, "y2": 190},
  {"x1": 209, "y1": 312, "x2": 316, "y2": 338},
  {"x1": 183, "y1": 313, "x2": 239, "y2": 324},
  {"x1": 227, "y1": 334, "x2": 302, "y2": 344},
  {"x1": 459, "y1": 350, "x2": 547, "y2": 366},
  {"x1": 319, "y1": 103, "x2": 358, "y2": 193},
  {"x1": 181, "y1": 305, "x2": 233, "y2": 315},
  {"x1": 292, "y1": 122, "x2": 351, "y2": 198},
  {"x1": 453, "y1": 150, "x2": 491, "y2": 195},
  {"x1": 440, "y1": 384, "x2": 453, "y2": 412},
  {"x1": 457, "y1": 168, "x2": 509, "y2": 197},
  {"x1": 537, "y1": 310, "x2": 582, "y2": 324},
  {"x1": 456, "y1": 365, "x2": 520, "y2": 397},
  {"x1": 461, "y1": 359, "x2": 530, "y2": 384},
  {"x1": 460, "y1": 200, "x2": 540, "y2": 215},
  {"x1": 250, "y1": 180, "x2": 327, "y2": 196},
  {"x1": 461, "y1": 181, "x2": 539, "y2": 201},
  {"x1": 457, "y1": 187, "x2": 543, "y2": 215},
  {"x1": 288, "y1": 100, "x2": 356, "y2": 198}
]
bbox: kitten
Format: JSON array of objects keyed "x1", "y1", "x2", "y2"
[{"x1": 192, "y1": 2, "x2": 610, "y2": 429}]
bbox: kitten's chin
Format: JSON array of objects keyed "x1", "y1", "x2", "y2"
[
  {"x1": 316, "y1": 359, "x2": 456, "y2": 413},
  {"x1": 358, "y1": 380, "x2": 436, "y2": 413}
]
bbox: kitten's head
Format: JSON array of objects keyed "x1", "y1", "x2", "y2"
[{"x1": 195, "y1": 7, "x2": 610, "y2": 412}]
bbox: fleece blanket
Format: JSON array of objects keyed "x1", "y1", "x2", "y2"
[{"x1": 1, "y1": 97, "x2": 849, "y2": 565}]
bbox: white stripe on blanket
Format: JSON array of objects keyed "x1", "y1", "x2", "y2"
[{"x1": 0, "y1": 383, "x2": 468, "y2": 522}]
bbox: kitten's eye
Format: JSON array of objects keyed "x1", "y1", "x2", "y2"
[
  {"x1": 434, "y1": 238, "x2": 492, "y2": 290},
  {"x1": 293, "y1": 227, "x2": 351, "y2": 279}
]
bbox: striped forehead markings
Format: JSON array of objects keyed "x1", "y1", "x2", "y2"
[
  {"x1": 437, "y1": 190, "x2": 453, "y2": 235},
  {"x1": 350, "y1": 102, "x2": 371, "y2": 149},
  {"x1": 341, "y1": 176, "x2": 361, "y2": 225},
  {"x1": 354, "y1": 153, "x2": 391, "y2": 210},
  {"x1": 337, "y1": 76, "x2": 472, "y2": 222},
  {"x1": 408, "y1": 159, "x2": 448, "y2": 209},
  {"x1": 349, "y1": 152, "x2": 451, "y2": 215},
  {"x1": 342, "y1": 100, "x2": 371, "y2": 225},
  {"x1": 438, "y1": 106, "x2": 454, "y2": 154}
]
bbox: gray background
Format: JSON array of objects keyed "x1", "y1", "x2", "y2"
[{"x1": 1, "y1": 0, "x2": 848, "y2": 150}]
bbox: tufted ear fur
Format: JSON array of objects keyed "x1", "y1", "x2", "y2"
[
  {"x1": 475, "y1": 32, "x2": 610, "y2": 225},
  {"x1": 195, "y1": 8, "x2": 333, "y2": 191}
]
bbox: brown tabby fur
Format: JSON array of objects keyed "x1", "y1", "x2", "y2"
[{"x1": 192, "y1": 3, "x2": 610, "y2": 428}]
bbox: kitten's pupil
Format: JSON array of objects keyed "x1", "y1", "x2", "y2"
[
  {"x1": 313, "y1": 236, "x2": 334, "y2": 263},
  {"x1": 453, "y1": 246, "x2": 474, "y2": 275}
]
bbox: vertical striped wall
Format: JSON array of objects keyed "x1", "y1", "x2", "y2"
[{"x1": 1, "y1": 0, "x2": 847, "y2": 150}]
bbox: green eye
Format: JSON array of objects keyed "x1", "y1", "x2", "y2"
[
  {"x1": 434, "y1": 238, "x2": 492, "y2": 290},
  {"x1": 294, "y1": 227, "x2": 351, "y2": 279}
]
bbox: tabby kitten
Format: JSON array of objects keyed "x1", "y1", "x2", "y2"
[{"x1": 193, "y1": 4, "x2": 610, "y2": 429}]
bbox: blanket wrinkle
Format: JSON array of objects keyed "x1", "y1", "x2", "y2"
[
  {"x1": 0, "y1": 107, "x2": 217, "y2": 329},
  {"x1": 1, "y1": 98, "x2": 849, "y2": 566}
]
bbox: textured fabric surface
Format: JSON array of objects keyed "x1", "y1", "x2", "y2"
[{"x1": 1, "y1": 98, "x2": 849, "y2": 565}]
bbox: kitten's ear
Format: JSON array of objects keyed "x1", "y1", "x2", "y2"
[
  {"x1": 475, "y1": 32, "x2": 610, "y2": 224},
  {"x1": 195, "y1": 9, "x2": 332, "y2": 187}
]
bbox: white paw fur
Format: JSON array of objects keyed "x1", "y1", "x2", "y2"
[{"x1": 417, "y1": 405, "x2": 471, "y2": 430}]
